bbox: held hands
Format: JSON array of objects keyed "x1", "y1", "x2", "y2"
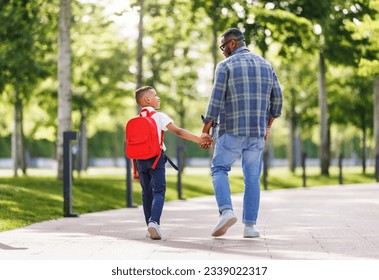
[{"x1": 199, "y1": 133, "x2": 213, "y2": 150}]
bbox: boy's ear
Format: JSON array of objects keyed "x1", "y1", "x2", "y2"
[{"x1": 144, "y1": 96, "x2": 150, "y2": 103}]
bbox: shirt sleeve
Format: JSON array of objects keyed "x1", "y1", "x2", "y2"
[
  {"x1": 204, "y1": 62, "x2": 228, "y2": 122},
  {"x1": 155, "y1": 112, "x2": 173, "y2": 132},
  {"x1": 269, "y1": 69, "x2": 283, "y2": 118}
]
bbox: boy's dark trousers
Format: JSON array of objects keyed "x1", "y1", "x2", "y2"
[{"x1": 136, "y1": 153, "x2": 167, "y2": 225}]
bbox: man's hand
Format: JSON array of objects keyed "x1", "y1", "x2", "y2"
[
  {"x1": 199, "y1": 133, "x2": 213, "y2": 150},
  {"x1": 264, "y1": 117, "x2": 275, "y2": 141},
  {"x1": 264, "y1": 126, "x2": 271, "y2": 141}
]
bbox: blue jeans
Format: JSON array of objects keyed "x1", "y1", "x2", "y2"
[
  {"x1": 136, "y1": 153, "x2": 167, "y2": 225},
  {"x1": 211, "y1": 133, "x2": 265, "y2": 225}
]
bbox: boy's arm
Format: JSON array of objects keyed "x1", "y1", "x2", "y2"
[{"x1": 166, "y1": 122, "x2": 212, "y2": 147}]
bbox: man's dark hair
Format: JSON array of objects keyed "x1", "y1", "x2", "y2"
[{"x1": 222, "y1": 28, "x2": 245, "y2": 41}]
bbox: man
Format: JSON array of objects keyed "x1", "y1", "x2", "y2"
[{"x1": 202, "y1": 28, "x2": 283, "y2": 238}]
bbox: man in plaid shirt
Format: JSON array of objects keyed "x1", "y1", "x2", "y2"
[{"x1": 202, "y1": 27, "x2": 283, "y2": 238}]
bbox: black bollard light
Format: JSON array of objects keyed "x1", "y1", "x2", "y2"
[
  {"x1": 63, "y1": 131, "x2": 79, "y2": 217},
  {"x1": 302, "y1": 152, "x2": 307, "y2": 188},
  {"x1": 177, "y1": 145, "x2": 185, "y2": 200},
  {"x1": 263, "y1": 150, "x2": 269, "y2": 190},
  {"x1": 125, "y1": 156, "x2": 135, "y2": 208},
  {"x1": 338, "y1": 154, "x2": 344, "y2": 185}
]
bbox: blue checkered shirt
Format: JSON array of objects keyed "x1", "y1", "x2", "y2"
[{"x1": 204, "y1": 46, "x2": 283, "y2": 138}]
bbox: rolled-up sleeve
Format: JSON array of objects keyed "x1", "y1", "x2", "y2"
[{"x1": 269, "y1": 71, "x2": 283, "y2": 118}]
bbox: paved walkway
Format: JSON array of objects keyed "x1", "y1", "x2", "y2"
[{"x1": 1, "y1": 183, "x2": 379, "y2": 260}]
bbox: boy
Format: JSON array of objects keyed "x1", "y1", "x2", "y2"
[{"x1": 132, "y1": 86, "x2": 212, "y2": 240}]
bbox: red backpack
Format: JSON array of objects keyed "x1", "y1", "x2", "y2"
[{"x1": 125, "y1": 108, "x2": 163, "y2": 169}]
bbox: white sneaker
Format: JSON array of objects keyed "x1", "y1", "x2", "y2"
[
  {"x1": 243, "y1": 225, "x2": 260, "y2": 238},
  {"x1": 147, "y1": 222, "x2": 162, "y2": 240},
  {"x1": 211, "y1": 210, "x2": 237, "y2": 237}
]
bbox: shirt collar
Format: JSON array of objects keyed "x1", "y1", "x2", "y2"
[
  {"x1": 230, "y1": 46, "x2": 250, "y2": 56},
  {"x1": 141, "y1": 106, "x2": 155, "y2": 112}
]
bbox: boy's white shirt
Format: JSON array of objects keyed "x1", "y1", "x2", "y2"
[{"x1": 141, "y1": 106, "x2": 173, "y2": 151}]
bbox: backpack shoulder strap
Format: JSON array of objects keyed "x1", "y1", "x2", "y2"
[
  {"x1": 151, "y1": 130, "x2": 165, "y2": 169},
  {"x1": 138, "y1": 108, "x2": 162, "y2": 169},
  {"x1": 139, "y1": 108, "x2": 156, "y2": 117}
]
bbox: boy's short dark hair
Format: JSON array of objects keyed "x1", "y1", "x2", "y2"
[{"x1": 135, "y1": 86, "x2": 153, "y2": 104}]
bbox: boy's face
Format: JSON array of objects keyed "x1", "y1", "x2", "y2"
[{"x1": 144, "y1": 89, "x2": 160, "y2": 109}]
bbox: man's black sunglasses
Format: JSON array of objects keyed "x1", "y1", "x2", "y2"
[
  {"x1": 219, "y1": 39, "x2": 234, "y2": 51},
  {"x1": 219, "y1": 37, "x2": 245, "y2": 51}
]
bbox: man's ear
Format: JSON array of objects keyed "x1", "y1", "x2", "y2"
[{"x1": 231, "y1": 39, "x2": 237, "y2": 50}]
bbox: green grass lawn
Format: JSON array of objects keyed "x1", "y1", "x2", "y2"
[{"x1": 0, "y1": 166, "x2": 376, "y2": 232}]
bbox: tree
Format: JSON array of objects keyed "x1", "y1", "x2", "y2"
[
  {"x1": 256, "y1": 0, "x2": 374, "y2": 175},
  {"x1": 141, "y1": 0, "x2": 207, "y2": 164},
  {"x1": 0, "y1": 0, "x2": 53, "y2": 176},
  {"x1": 329, "y1": 67, "x2": 373, "y2": 173},
  {"x1": 279, "y1": 51, "x2": 319, "y2": 172},
  {"x1": 69, "y1": 1, "x2": 135, "y2": 168},
  {"x1": 136, "y1": 0, "x2": 144, "y2": 90},
  {"x1": 347, "y1": 0, "x2": 379, "y2": 174},
  {"x1": 57, "y1": 0, "x2": 72, "y2": 180},
  {"x1": 192, "y1": 0, "x2": 235, "y2": 81}
]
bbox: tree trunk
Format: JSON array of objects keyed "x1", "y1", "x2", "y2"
[
  {"x1": 288, "y1": 87, "x2": 296, "y2": 172},
  {"x1": 211, "y1": 3, "x2": 219, "y2": 83},
  {"x1": 374, "y1": 77, "x2": 379, "y2": 176},
  {"x1": 11, "y1": 110, "x2": 18, "y2": 177},
  {"x1": 362, "y1": 121, "x2": 366, "y2": 174},
  {"x1": 12, "y1": 87, "x2": 27, "y2": 177},
  {"x1": 79, "y1": 112, "x2": 88, "y2": 170},
  {"x1": 57, "y1": 0, "x2": 72, "y2": 180},
  {"x1": 12, "y1": 91, "x2": 20, "y2": 177},
  {"x1": 18, "y1": 99, "x2": 26, "y2": 175},
  {"x1": 136, "y1": 0, "x2": 144, "y2": 91},
  {"x1": 288, "y1": 119, "x2": 297, "y2": 173},
  {"x1": 319, "y1": 50, "x2": 329, "y2": 175},
  {"x1": 178, "y1": 95, "x2": 186, "y2": 172}
]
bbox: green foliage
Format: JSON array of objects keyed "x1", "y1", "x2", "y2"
[
  {"x1": 0, "y1": 136, "x2": 11, "y2": 157},
  {"x1": 243, "y1": 5, "x2": 315, "y2": 58},
  {"x1": 0, "y1": 0, "x2": 57, "y2": 98},
  {"x1": 88, "y1": 130, "x2": 124, "y2": 157},
  {"x1": 71, "y1": 1, "x2": 134, "y2": 121},
  {"x1": 328, "y1": 66, "x2": 373, "y2": 130},
  {"x1": 348, "y1": 0, "x2": 379, "y2": 77},
  {"x1": 1, "y1": 0, "x2": 379, "y2": 172},
  {"x1": 25, "y1": 138, "x2": 55, "y2": 157},
  {"x1": 323, "y1": 0, "x2": 375, "y2": 67},
  {"x1": 266, "y1": 166, "x2": 375, "y2": 189},
  {"x1": 303, "y1": 139, "x2": 319, "y2": 158}
]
